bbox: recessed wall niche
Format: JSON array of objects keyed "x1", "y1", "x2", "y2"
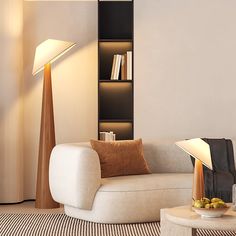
[{"x1": 98, "y1": 0, "x2": 134, "y2": 140}]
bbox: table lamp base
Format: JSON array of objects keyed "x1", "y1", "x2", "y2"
[{"x1": 192, "y1": 159, "x2": 205, "y2": 201}]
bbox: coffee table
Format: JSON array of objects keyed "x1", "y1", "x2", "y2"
[{"x1": 161, "y1": 205, "x2": 236, "y2": 236}]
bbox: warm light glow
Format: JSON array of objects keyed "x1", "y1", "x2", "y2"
[
  {"x1": 175, "y1": 138, "x2": 212, "y2": 170},
  {"x1": 100, "y1": 122, "x2": 132, "y2": 131},
  {"x1": 100, "y1": 82, "x2": 132, "y2": 91},
  {"x1": 99, "y1": 122, "x2": 132, "y2": 139},
  {"x1": 32, "y1": 39, "x2": 76, "y2": 76},
  {"x1": 99, "y1": 42, "x2": 132, "y2": 50}
]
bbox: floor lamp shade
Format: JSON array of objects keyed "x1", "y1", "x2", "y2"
[
  {"x1": 33, "y1": 39, "x2": 76, "y2": 209},
  {"x1": 33, "y1": 39, "x2": 76, "y2": 75},
  {"x1": 176, "y1": 138, "x2": 213, "y2": 201}
]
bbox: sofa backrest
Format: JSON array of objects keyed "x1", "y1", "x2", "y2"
[{"x1": 143, "y1": 139, "x2": 236, "y2": 174}]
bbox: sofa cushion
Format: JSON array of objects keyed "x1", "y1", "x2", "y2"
[
  {"x1": 99, "y1": 173, "x2": 192, "y2": 192},
  {"x1": 90, "y1": 139, "x2": 151, "y2": 178},
  {"x1": 143, "y1": 140, "x2": 194, "y2": 173}
]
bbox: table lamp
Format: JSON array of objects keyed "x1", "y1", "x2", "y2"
[
  {"x1": 33, "y1": 39, "x2": 76, "y2": 209},
  {"x1": 176, "y1": 138, "x2": 213, "y2": 201}
]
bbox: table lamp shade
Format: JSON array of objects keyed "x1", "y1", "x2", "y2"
[
  {"x1": 176, "y1": 138, "x2": 212, "y2": 170},
  {"x1": 33, "y1": 39, "x2": 76, "y2": 75}
]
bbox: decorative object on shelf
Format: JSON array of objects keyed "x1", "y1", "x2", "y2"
[
  {"x1": 100, "y1": 131, "x2": 116, "y2": 141},
  {"x1": 176, "y1": 138, "x2": 212, "y2": 201},
  {"x1": 33, "y1": 39, "x2": 76, "y2": 209}
]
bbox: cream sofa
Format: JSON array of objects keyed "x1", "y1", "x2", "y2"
[{"x1": 49, "y1": 140, "x2": 193, "y2": 223}]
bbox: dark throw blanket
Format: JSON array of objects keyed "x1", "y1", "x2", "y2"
[{"x1": 191, "y1": 138, "x2": 236, "y2": 202}]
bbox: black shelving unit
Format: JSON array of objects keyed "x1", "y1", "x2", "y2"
[{"x1": 98, "y1": 0, "x2": 134, "y2": 140}]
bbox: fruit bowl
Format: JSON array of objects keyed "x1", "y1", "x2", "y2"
[
  {"x1": 193, "y1": 206, "x2": 229, "y2": 218},
  {"x1": 193, "y1": 197, "x2": 229, "y2": 218}
]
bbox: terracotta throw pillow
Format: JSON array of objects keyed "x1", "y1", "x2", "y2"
[{"x1": 90, "y1": 139, "x2": 151, "y2": 178}]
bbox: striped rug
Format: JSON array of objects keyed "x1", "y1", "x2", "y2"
[{"x1": 1, "y1": 213, "x2": 236, "y2": 236}]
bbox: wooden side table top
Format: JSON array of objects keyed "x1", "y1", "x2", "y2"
[{"x1": 161, "y1": 205, "x2": 236, "y2": 232}]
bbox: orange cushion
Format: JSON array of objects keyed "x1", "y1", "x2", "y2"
[{"x1": 90, "y1": 139, "x2": 151, "y2": 178}]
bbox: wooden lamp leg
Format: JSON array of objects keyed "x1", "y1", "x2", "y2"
[
  {"x1": 192, "y1": 159, "x2": 205, "y2": 201},
  {"x1": 35, "y1": 63, "x2": 59, "y2": 209}
]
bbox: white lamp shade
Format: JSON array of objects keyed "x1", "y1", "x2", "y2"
[
  {"x1": 176, "y1": 138, "x2": 213, "y2": 170},
  {"x1": 32, "y1": 39, "x2": 76, "y2": 75}
]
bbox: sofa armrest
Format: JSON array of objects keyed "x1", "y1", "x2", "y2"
[{"x1": 49, "y1": 143, "x2": 101, "y2": 210}]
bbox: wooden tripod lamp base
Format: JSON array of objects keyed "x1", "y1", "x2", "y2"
[
  {"x1": 35, "y1": 63, "x2": 59, "y2": 209},
  {"x1": 192, "y1": 159, "x2": 205, "y2": 201},
  {"x1": 32, "y1": 39, "x2": 76, "y2": 209}
]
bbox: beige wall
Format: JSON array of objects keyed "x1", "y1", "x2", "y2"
[
  {"x1": 135, "y1": 0, "x2": 236, "y2": 140},
  {"x1": 0, "y1": 0, "x2": 24, "y2": 203},
  {"x1": 23, "y1": 1, "x2": 97, "y2": 198},
  {"x1": 3, "y1": 0, "x2": 236, "y2": 201}
]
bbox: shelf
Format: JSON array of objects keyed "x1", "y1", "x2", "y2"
[
  {"x1": 99, "y1": 42, "x2": 132, "y2": 80},
  {"x1": 99, "y1": 39, "x2": 133, "y2": 42},
  {"x1": 98, "y1": 0, "x2": 134, "y2": 140},
  {"x1": 99, "y1": 119, "x2": 133, "y2": 123},
  {"x1": 99, "y1": 122, "x2": 133, "y2": 140},
  {"x1": 99, "y1": 83, "x2": 133, "y2": 120},
  {"x1": 99, "y1": 1, "x2": 133, "y2": 39},
  {"x1": 99, "y1": 80, "x2": 133, "y2": 83}
]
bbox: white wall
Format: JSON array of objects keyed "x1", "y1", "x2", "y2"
[
  {"x1": 23, "y1": 1, "x2": 97, "y2": 198},
  {"x1": 135, "y1": 0, "x2": 236, "y2": 140}
]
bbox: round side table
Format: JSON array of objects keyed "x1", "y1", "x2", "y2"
[{"x1": 161, "y1": 205, "x2": 236, "y2": 236}]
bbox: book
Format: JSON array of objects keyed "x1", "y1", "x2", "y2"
[
  {"x1": 100, "y1": 132, "x2": 106, "y2": 141},
  {"x1": 110, "y1": 55, "x2": 117, "y2": 80},
  {"x1": 127, "y1": 51, "x2": 132, "y2": 80},
  {"x1": 99, "y1": 131, "x2": 116, "y2": 141},
  {"x1": 114, "y1": 54, "x2": 122, "y2": 80},
  {"x1": 121, "y1": 54, "x2": 127, "y2": 80}
]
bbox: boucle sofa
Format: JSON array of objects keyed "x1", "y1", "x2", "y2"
[{"x1": 49, "y1": 140, "x2": 193, "y2": 223}]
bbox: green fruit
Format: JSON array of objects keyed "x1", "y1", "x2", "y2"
[
  {"x1": 217, "y1": 201, "x2": 226, "y2": 208},
  {"x1": 218, "y1": 200, "x2": 225, "y2": 204},
  {"x1": 212, "y1": 202, "x2": 219, "y2": 208},
  {"x1": 202, "y1": 197, "x2": 210, "y2": 204},
  {"x1": 210, "y1": 203, "x2": 215, "y2": 208},
  {"x1": 211, "y1": 198, "x2": 222, "y2": 203},
  {"x1": 194, "y1": 200, "x2": 204, "y2": 208},
  {"x1": 205, "y1": 203, "x2": 211, "y2": 209},
  {"x1": 211, "y1": 202, "x2": 226, "y2": 208}
]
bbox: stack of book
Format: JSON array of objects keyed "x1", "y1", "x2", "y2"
[
  {"x1": 110, "y1": 51, "x2": 132, "y2": 80},
  {"x1": 100, "y1": 131, "x2": 116, "y2": 141}
]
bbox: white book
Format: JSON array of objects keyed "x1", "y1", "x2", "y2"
[
  {"x1": 114, "y1": 54, "x2": 122, "y2": 80},
  {"x1": 101, "y1": 131, "x2": 116, "y2": 141},
  {"x1": 110, "y1": 55, "x2": 117, "y2": 80},
  {"x1": 127, "y1": 51, "x2": 132, "y2": 80},
  {"x1": 105, "y1": 132, "x2": 112, "y2": 141}
]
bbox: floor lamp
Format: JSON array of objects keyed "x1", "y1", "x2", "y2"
[
  {"x1": 33, "y1": 39, "x2": 76, "y2": 209},
  {"x1": 175, "y1": 138, "x2": 213, "y2": 201}
]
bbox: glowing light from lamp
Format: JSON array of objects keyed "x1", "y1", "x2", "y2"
[
  {"x1": 32, "y1": 39, "x2": 76, "y2": 76},
  {"x1": 176, "y1": 138, "x2": 213, "y2": 170}
]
